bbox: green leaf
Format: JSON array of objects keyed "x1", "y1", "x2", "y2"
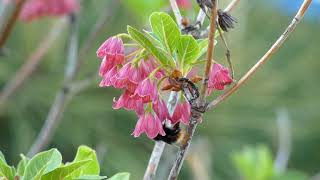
[
  {"x1": 127, "y1": 26, "x2": 174, "y2": 67},
  {"x1": 77, "y1": 175, "x2": 108, "y2": 180},
  {"x1": 108, "y1": 173, "x2": 130, "y2": 180},
  {"x1": 73, "y1": 146, "x2": 99, "y2": 175},
  {"x1": 23, "y1": 149, "x2": 62, "y2": 180},
  {"x1": 64, "y1": 146, "x2": 100, "y2": 179},
  {"x1": 42, "y1": 160, "x2": 91, "y2": 180},
  {"x1": 16, "y1": 154, "x2": 29, "y2": 177},
  {"x1": 0, "y1": 151, "x2": 15, "y2": 180},
  {"x1": 177, "y1": 35, "x2": 200, "y2": 70},
  {"x1": 32, "y1": 165, "x2": 48, "y2": 180},
  {"x1": 150, "y1": 12, "x2": 180, "y2": 55}
]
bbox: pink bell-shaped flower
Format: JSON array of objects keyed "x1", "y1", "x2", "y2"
[
  {"x1": 132, "y1": 78, "x2": 158, "y2": 103},
  {"x1": 170, "y1": 102, "x2": 191, "y2": 125},
  {"x1": 96, "y1": 36, "x2": 125, "y2": 61},
  {"x1": 99, "y1": 56, "x2": 116, "y2": 77},
  {"x1": 113, "y1": 90, "x2": 143, "y2": 115},
  {"x1": 153, "y1": 99, "x2": 170, "y2": 121},
  {"x1": 112, "y1": 63, "x2": 145, "y2": 92},
  {"x1": 97, "y1": 36, "x2": 125, "y2": 77},
  {"x1": 132, "y1": 112, "x2": 166, "y2": 139},
  {"x1": 207, "y1": 63, "x2": 233, "y2": 94},
  {"x1": 99, "y1": 66, "x2": 117, "y2": 87}
]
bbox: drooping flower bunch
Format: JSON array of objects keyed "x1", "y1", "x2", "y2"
[
  {"x1": 96, "y1": 12, "x2": 233, "y2": 139},
  {"x1": 20, "y1": 0, "x2": 80, "y2": 21}
]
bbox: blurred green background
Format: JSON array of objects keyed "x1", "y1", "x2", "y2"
[{"x1": 0, "y1": 0, "x2": 319, "y2": 179}]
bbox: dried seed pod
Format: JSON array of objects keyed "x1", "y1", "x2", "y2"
[{"x1": 217, "y1": 9, "x2": 237, "y2": 32}]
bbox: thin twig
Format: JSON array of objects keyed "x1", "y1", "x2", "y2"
[
  {"x1": 0, "y1": 0, "x2": 26, "y2": 49},
  {"x1": 169, "y1": 0, "x2": 183, "y2": 28},
  {"x1": 27, "y1": 14, "x2": 79, "y2": 157},
  {"x1": 217, "y1": 27, "x2": 234, "y2": 78},
  {"x1": 224, "y1": 0, "x2": 241, "y2": 12},
  {"x1": 274, "y1": 108, "x2": 291, "y2": 174},
  {"x1": 199, "y1": 0, "x2": 218, "y2": 103},
  {"x1": 167, "y1": 1, "x2": 218, "y2": 179},
  {"x1": 0, "y1": 18, "x2": 67, "y2": 107},
  {"x1": 144, "y1": 92, "x2": 179, "y2": 180},
  {"x1": 206, "y1": 0, "x2": 312, "y2": 110}
]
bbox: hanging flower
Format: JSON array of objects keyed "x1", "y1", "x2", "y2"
[
  {"x1": 20, "y1": 0, "x2": 80, "y2": 21},
  {"x1": 111, "y1": 62, "x2": 145, "y2": 93},
  {"x1": 113, "y1": 90, "x2": 144, "y2": 115},
  {"x1": 97, "y1": 36, "x2": 125, "y2": 61},
  {"x1": 99, "y1": 66, "x2": 118, "y2": 87},
  {"x1": 153, "y1": 99, "x2": 170, "y2": 121},
  {"x1": 132, "y1": 112, "x2": 166, "y2": 139},
  {"x1": 132, "y1": 78, "x2": 158, "y2": 103},
  {"x1": 207, "y1": 63, "x2": 233, "y2": 95},
  {"x1": 170, "y1": 102, "x2": 191, "y2": 125},
  {"x1": 97, "y1": 36, "x2": 125, "y2": 78}
]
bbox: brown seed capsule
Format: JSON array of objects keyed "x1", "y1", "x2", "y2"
[{"x1": 217, "y1": 9, "x2": 237, "y2": 32}]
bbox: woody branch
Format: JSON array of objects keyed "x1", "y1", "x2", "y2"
[
  {"x1": 167, "y1": 0, "x2": 312, "y2": 179},
  {"x1": 167, "y1": 0, "x2": 218, "y2": 179},
  {"x1": 144, "y1": 0, "x2": 242, "y2": 179}
]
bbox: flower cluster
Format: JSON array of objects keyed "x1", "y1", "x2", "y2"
[
  {"x1": 20, "y1": 0, "x2": 79, "y2": 21},
  {"x1": 96, "y1": 36, "x2": 233, "y2": 139}
]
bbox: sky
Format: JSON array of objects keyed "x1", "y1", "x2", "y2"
[{"x1": 273, "y1": 0, "x2": 320, "y2": 21}]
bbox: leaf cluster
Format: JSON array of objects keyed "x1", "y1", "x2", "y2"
[
  {"x1": 0, "y1": 146, "x2": 129, "y2": 180},
  {"x1": 126, "y1": 12, "x2": 208, "y2": 75}
]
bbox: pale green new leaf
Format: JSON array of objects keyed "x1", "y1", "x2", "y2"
[
  {"x1": 73, "y1": 146, "x2": 99, "y2": 175},
  {"x1": 32, "y1": 165, "x2": 48, "y2": 180},
  {"x1": 42, "y1": 160, "x2": 91, "y2": 180},
  {"x1": 108, "y1": 173, "x2": 130, "y2": 180},
  {"x1": 16, "y1": 154, "x2": 29, "y2": 177},
  {"x1": 150, "y1": 12, "x2": 180, "y2": 54},
  {"x1": 127, "y1": 26, "x2": 174, "y2": 67},
  {"x1": 0, "y1": 151, "x2": 15, "y2": 180},
  {"x1": 177, "y1": 35, "x2": 199, "y2": 69},
  {"x1": 64, "y1": 146, "x2": 100, "y2": 179},
  {"x1": 23, "y1": 149, "x2": 62, "y2": 180}
]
